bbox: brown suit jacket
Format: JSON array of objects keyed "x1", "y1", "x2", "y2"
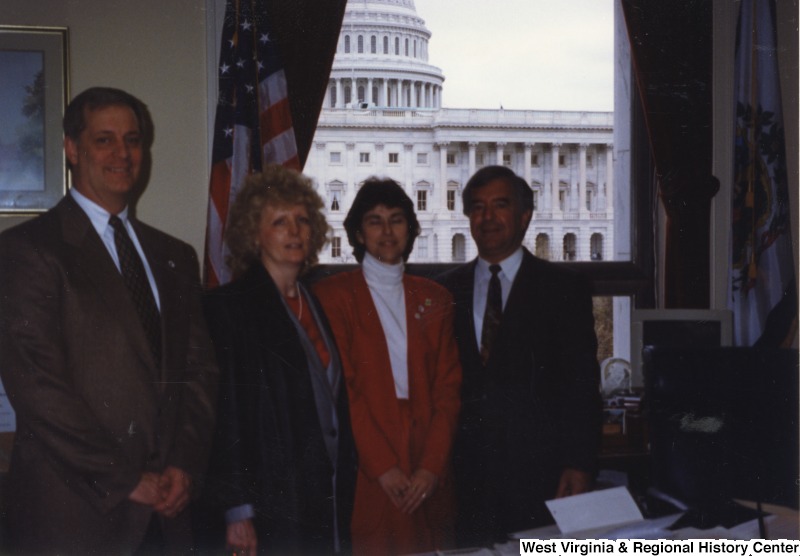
[{"x1": 0, "y1": 195, "x2": 218, "y2": 554}]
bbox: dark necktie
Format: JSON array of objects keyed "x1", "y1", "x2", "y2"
[
  {"x1": 109, "y1": 215, "x2": 162, "y2": 364},
  {"x1": 480, "y1": 264, "x2": 503, "y2": 366}
]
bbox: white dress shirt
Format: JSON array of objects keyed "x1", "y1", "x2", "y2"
[
  {"x1": 70, "y1": 188, "x2": 161, "y2": 310},
  {"x1": 472, "y1": 247, "x2": 524, "y2": 349}
]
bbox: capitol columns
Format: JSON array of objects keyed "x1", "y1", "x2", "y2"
[
  {"x1": 437, "y1": 141, "x2": 449, "y2": 210},
  {"x1": 468, "y1": 142, "x2": 478, "y2": 178},
  {"x1": 336, "y1": 79, "x2": 343, "y2": 109},
  {"x1": 523, "y1": 142, "x2": 534, "y2": 187},
  {"x1": 375, "y1": 142, "x2": 385, "y2": 176},
  {"x1": 315, "y1": 141, "x2": 327, "y2": 191},
  {"x1": 604, "y1": 143, "x2": 614, "y2": 212},
  {"x1": 345, "y1": 142, "x2": 355, "y2": 194},
  {"x1": 495, "y1": 142, "x2": 506, "y2": 166},
  {"x1": 579, "y1": 143, "x2": 588, "y2": 214},
  {"x1": 403, "y1": 143, "x2": 414, "y2": 192},
  {"x1": 367, "y1": 78, "x2": 374, "y2": 105},
  {"x1": 382, "y1": 78, "x2": 389, "y2": 107},
  {"x1": 551, "y1": 142, "x2": 561, "y2": 214}
]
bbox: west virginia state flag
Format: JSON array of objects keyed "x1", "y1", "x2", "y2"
[{"x1": 729, "y1": 0, "x2": 797, "y2": 347}]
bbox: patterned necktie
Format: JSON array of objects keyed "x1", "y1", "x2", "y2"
[
  {"x1": 109, "y1": 215, "x2": 162, "y2": 364},
  {"x1": 480, "y1": 264, "x2": 503, "y2": 366}
]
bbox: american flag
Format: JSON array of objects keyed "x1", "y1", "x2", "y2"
[
  {"x1": 729, "y1": 0, "x2": 797, "y2": 347},
  {"x1": 204, "y1": 0, "x2": 300, "y2": 288}
]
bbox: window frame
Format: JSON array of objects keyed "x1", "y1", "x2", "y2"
[{"x1": 416, "y1": 189, "x2": 427, "y2": 211}]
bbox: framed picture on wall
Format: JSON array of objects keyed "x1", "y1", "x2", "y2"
[{"x1": 0, "y1": 26, "x2": 69, "y2": 213}]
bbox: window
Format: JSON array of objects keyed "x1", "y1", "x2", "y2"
[
  {"x1": 414, "y1": 40, "x2": 417, "y2": 58},
  {"x1": 558, "y1": 189, "x2": 567, "y2": 211},
  {"x1": 330, "y1": 190, "x2": 341, "y2": 211},
  {"x1": 502, "y1": 153, "x2": 511, "y2": 166},
  {"x1": 344, "y1": 35, "x2": 350, "y2": 53},
  {"x1": 370, "y1": 35, "x2": 376, "y2": 54},
  {"x1": 416, "y1": 153, "x2": 428, "y2": 165},
  {"x1": 591, "y1": 233, "x2": 604, "y2": 261},
  {"x1": 331, "y1": 237, "x2": 341, "y2": 258},
  {"x1": 476, "y1": 153, "x2": 484, "y2": 166},
  {"x1": 357, "y1": 35, "x2": 364, "y2": 53},
  {"x1": 587, "y1": 154, "x2": 594, "y2": 167},
  {"x1": 329, "y1": 85, "x2": 336, "y2": 108},
  {"x1": 586, "y1": 189, "x2": 594, "y2": 211},
  {"x1": 563, "y1": 233, "x2": 577, "y2": 261},
  {"x1": 344, "y1": 86, "x2": 351, "y2": 105},
  {"x1": 405, "y1": 38, "x2": 409, "y2": 56},
  {"x1": 447, "y1": 189, "x2": 456, "y2": 211},
  {"x1": 359, "y1": 152, "x2": 370, "y2": 163},
  {"x1": 559, "y1": 154, "x2": 566, "y2": 167},
  {"x1": 330, "y1": 151, "x2": 341, "y2": 163},
  {"x1": 532, "y1": 190, "x2": 539, "y2": 211},
  {"x1": 372, "y1": 86, "x2": 378, "y2": 105},
  {"x1": 417, "y1": 236, "x2": 428, "y2": 259},
  {"x1": 452, "y1": 233, "x2": 466, "y2": 262},
  {"x1": 395, "y1": 37, "x2": 399, "y2": 55},
  {"x1": 417, "y1": 190, "x2": 427, "y2": 211},
  {"x1": 388, "y1": 152, "x2": 399, "y2": 164},
  {"x1": 535, "y1": 234, "x2": 550, "y2": 260},
  {"x1": 446, "y1": 153, "x2": 456, "y2": 165},
  {"x1": 531, "y1": 153, "x2": 539, "y2": 166},
  {"x1": 383, "y1": 36, "x2": 388, "y2": 54},
  {"x1": 357, "y1": 86, "x2": 365, "y2": 103}
]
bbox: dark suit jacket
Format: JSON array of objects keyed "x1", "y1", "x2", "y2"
[
  {"x1": 197, "y1": 263, "x2": 356, "y2": 554},
  {"x1": 0, "y1": 195, "x2": 218, "y2": 553},
  {"x1": 439, "y1": 248, "x2": 602, "y2": 545}
]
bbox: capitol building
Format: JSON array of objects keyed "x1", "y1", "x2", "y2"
[{"x1": 304, "y1": 0, "x2": 614, "y2": 265}]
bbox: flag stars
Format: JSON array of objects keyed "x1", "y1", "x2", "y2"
[
  {"x1": 245, "y1": 84, "x2": 255, "y2": 94},
  {"x1": 223, "y1": 127, "x2": 233, "y2": 137},
  {"x1": 236, "y1": 58, "x2": 246, "y2": 68},
  {"x1": 241, "y1": 19, "x2": 252, "y2": 31},
  {"x1": 220, "y1": 63, "x2": 231, "y2": 74},
  {"x1": 259, "y1": 33, "x2": 270, "y2": 44}
]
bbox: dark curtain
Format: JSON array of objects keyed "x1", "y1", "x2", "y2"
[
  {"x1": 265, "y1": 0, "x2": 348, "y2": 169},
  {"x1": 621, "y1": 0, "x2": 720, "y2": 308}
]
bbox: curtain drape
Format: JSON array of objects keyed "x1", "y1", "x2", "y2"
[
  {"x1": 266, "y1": 0, "x2": 348, "y2": 168},
  {"x1": 621, "y1": 0, "x2": 720, "y2": 308}
]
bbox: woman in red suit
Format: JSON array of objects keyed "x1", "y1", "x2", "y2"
[{"x1": 314, "y1": 178, "x2": 462, "y2": 555}]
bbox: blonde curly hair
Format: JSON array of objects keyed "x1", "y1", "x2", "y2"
[{"x1": 225, "y1": 165, "x2": 329, "y2": 279}]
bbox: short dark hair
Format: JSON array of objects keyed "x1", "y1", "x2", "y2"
[
  {"x1": 462, "y1": 165, "x2": 534, "y2": 216},
  {"x1": 343, "y1": 177, "x2": 421, "y2": 263},
  {"x1": 63, "y1": 87, "x2": 149, "y2": 142}
]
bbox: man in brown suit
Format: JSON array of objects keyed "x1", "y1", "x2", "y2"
[{"x1": 0, "y1": 87, "x2": 218, "y2": 553}]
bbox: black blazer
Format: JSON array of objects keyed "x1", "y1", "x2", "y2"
[
  {"x1": 196, "y1": 263, "x2": 356, "y2": 554},
  {"x1": 439, "y1": 248, "x2": 602, "y2": 543}
]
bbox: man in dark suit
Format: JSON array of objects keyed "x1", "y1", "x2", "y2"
[
  {"x1": 439, "y1": 165, "x2": 602, "y2": 547},
  {"x1": 0, "y1": 87, "x2": 218, "y2": 553}
]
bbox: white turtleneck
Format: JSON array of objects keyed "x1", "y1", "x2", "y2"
[{"x1": 362, "y1": 252, "x2": 409, "y2": 399}]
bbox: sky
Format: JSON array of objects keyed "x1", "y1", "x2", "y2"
[{"x1": 412, "y1": 0, "x2": 614, "y2": 111}]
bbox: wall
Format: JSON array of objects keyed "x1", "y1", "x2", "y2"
[{"x1": 2, "y1": 0, "x2": 212, "y2": 256}]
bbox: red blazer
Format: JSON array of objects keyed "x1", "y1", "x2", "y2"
[{"x1": 314, "y1": 269, "x2": 461, "y2": 481}]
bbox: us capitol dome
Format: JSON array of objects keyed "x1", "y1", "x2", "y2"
[{"x1": 304, "y1": 0, "x2": 615, "y2": 265}]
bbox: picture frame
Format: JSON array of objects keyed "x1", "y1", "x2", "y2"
[{"x1": 0, "y1": 26, "x2": 69, "y2": 213}]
